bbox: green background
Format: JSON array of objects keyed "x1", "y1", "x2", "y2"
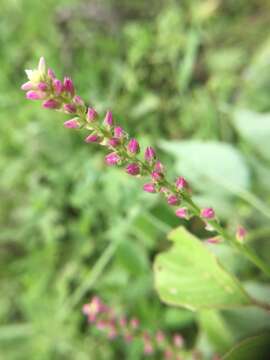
[{"x1": 1, "y1": 0, "x2": 270, "y2": 359}]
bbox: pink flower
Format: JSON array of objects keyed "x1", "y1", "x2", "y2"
[
  {"x1": 175, "y1": 208, "x2": 188, "y2": 219},
  {"x1": 64, "y1": 118, "x2": 80, "y2": 129},
  {"x1": 26, "y1": 90, "x2": 43, "y2": 100},
  {"x1": 126, "y1": 163, "x2": 140, "y2": 176},
  {"x1": 151, "y1": 171, "x2": 163, "y2": 182},
  {"x1": 206, "y1": 237, "x2": 221, "y2": 244},
  {"x1": 127, "y1": 138, "x2": 140, "y2": 154},
  {"x1": 173, "y1": 334, "x2": 183, "y2": 347},
  {"x1": 74, "y1": 95, "x2": 84, "y2": 106},
  {"x1": 87, "y1": 107, "x2": 98, "y2": 122},
  {"x1": 104, "y1": 110, "x2": 113, "y2": 127},
  {"x1": 236, "y1": 226, "x2": 247, "y2": 242},
  {"x1": 114, "y1": 127, "x2": 123, "y2": 138},
  {"x1": 42, "y1": 99, "x2": 60, "y2": 109},
  {"x1": 143, "y1": 183, "x2": 156, "y2": 193},
  {"x1": 47, "y1": 68, "x2": 56, "y2": 79},
  {"x1": 201, "y1": 207, "x2": 215, "y2": 219},
  {"x1": 63, "y1": 103, "x2": 77, "y2": 113},
  {"x1": 21, "y1": 81, "x2": 33, "y2": 91},
  {"x1": 144, "y1": 146, "x2": 156, "y2": 162},
  {"x1": 130, "y1": 318, "x2": 139, "y2": 329},
  {"x1": 167, "y1": 195, "x2": 179, "y2": 206},
  {"x1": 108, "y1": 138, "x2": 120, "y2": 148},
  {"x1": 53, "y1": 79, "x2": 63, "y2": 95},
  {"x1": 176, "y1": 176, "x2": 188, "y2": 190},
  {"x1": 38, "y1": 82, "x2": 47, "y2": 91},
  {"x1": 105, "y1": 152, "x2": 120, "y2": 166},
  {"x1": 156, "y1": 330, "x2": 165, "y2": 343},
  {"x1": 85, "y1": 134, "x2": 100, "y2": 143},
  {"x1": 154, "y1": 161, "x2": 165, "y2": 173},
  {"x1": 63, "y1": 76, "x2": 74, "y2": 95},
  {"x1": 144, "y1": 341, "x2": 153, "y2": 355}
]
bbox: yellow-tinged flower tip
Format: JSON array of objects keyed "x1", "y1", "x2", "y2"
[{"x1": 25, "y1": 56, "x2": 46, "y2": 83}]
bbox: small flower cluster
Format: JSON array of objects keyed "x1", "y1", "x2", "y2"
[
  {"x1": 82, "y1": 296, "x2": 185, "y2": 359},
  {"x1": 21, "y1": 57, "x2": 246, "y2": 242}
]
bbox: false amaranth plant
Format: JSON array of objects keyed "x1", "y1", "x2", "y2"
[
  {"x1": 82, "y1": 296, "x2": 220, "y2": 360},
  {"x1": 21, "y1": 57, "x2": 270, "y2": 287}
]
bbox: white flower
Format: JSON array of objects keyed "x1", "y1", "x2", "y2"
[{"x1": 25, "y1": 56, "x2": 46, "y2": 83}]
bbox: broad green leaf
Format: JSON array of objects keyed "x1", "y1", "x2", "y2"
[
  {"x1": 222, "y1": 333, "x2": 270, "y2": 360},
  {"x1": 233, "y1": 109, "x2": 270, "y2": 160},
  {"x1": 160, "y1": 140, "x2": 250, "y2": 195},
  {"x1": 154, "y1": 227, "x2": 252, "y2": 310}
]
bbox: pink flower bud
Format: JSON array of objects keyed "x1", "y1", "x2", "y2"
[
  {"x1": 53, "y1": 79, "x2": 63, "y2": 95},
  {"x1": 173, "y1": 334, "x2": 183, "y2": 348},
  {"x1": 154, "y1": 161, "x2": 165, "y2": 173},
  {"x1": 144, "y1": 146, "x2": 156, "y2": 162},
  {"x1": 130, "y1": 318, "x2": 139, "y2": 329},
  {"x1": 167, "y1": 195, "x2": 179, "y2": 206},
  {"x1": 144, "y1": 341, "x2": 153, "y2": 355},
  {"x1": 176, "y1": 176, "x2": 188, "y2": 190},
  {"x1": 26, "y1": 90, "x2": 43, "y2": 100},
  {"x1": 87, "y1": 107, "x2": 98, "y2": 122},
  {"x1": 85, "y1": 134, "x2": 100, "y2": 143},
  {"x1": 206, "y1": 237, "x2": 221, "y2": 244},
  {"x1": 73, "y1": 95, "x2": 84, "y2": 106},
  {"x1": 236, "y1": 226, "x2": 247, "y2": 242},
  {"x1": 64, "y1": 118, "x2": 79, "y2": 129},
  {"x1": 143, "y1": 183, "x2": 156, "y2": 193},
  {"x1": 126, "y1": 163, "x2": 140, "y2": 176},
  {"x1": 114, "y1": 127, "x2": 123, "y2": 138},
  {"x1": 63, "y1": 103, "x2": 77, "y2": 113},
  {"x1": 21, "y1": 81, "x2": 33, "y2": 91},
  {"x1": 38, "y1": 82, "x2": 47, "y2": 91},
  {"x1": 119, "y1": 317, "x2": 127, "y2": 327},
  {"x1": 151, "y1": 171, "x2": 163, "y2": 182},
  {"x1": 105, "y1": 152, "x2": 121, "y2": 166},
  {"x1": 63, "y1": 76, "x2": 74, "y2": 95},
  {"x1": 175, "y1": 208, "x2": 188, "y2": 219},
  {"x1": 127, "y1": 138, "x2": 140, "y2": 154},
  {"x1": 47, "y1": 68, "x2": 56, "y2": 79},
  {"x1": 156, "y1": 330, "x2": 165, "y2": 343},
  {"x1": 108, "y1": 138, "x2": 120, "y2": 148},
  {"x1": 42, "y1": 99, "x2": 60, "y2": 109},
  {"x1": 201, "y1": 207, "x2": 215, "y2": 219},
  {"x1": 104, "y1": 111, "x2": 113, "y2": 127}
]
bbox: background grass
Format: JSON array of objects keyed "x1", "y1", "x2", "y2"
[{"x1": 1, "y1": 0, "x2": 270, "y2": 359}]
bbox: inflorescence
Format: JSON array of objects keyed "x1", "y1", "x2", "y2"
[
  {"x1": 83, "y1": 296, "x2": 186, "y2": 359},
  {"x1": 21, "y1": 57, "x2": 233, "y2": 238}
]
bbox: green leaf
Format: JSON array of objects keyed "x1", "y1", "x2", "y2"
[
  {"x1": 154, "y1": 227, "x2": 252, "y2": 310},
  {"x1": 233, "y1": 109, "x2": 270, "y2": 160},
  {"x1": 222, "y1": 333, "x2": 270, "y2": 360},
  {"x1": 160, "y1": 140, "x2": 250, "y2": 195}
]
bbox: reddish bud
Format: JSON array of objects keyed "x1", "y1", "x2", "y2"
[
  {"x1": 144, "y1": 146, "x2": 156, "y2": 162},
  {"x1": 154, "y1": 161, "x2": 165, "y2": 173},
  {"x1": 201, "y1": 207, "x2": 215, "y2": 219},
  {"x1": 105, "y1": 152, "x2": 121, "y2": 166},
  {"x1": 63, "y1": 76, "x2": 74, "y2": 95},
  {"x1": 87, "y1": 107, "x2": 98, "y2": 122},
  {"x1": 173, "y1": 334, "x2": 183, "y2": 348},
  {"x1": 53, "y1": 79, "x2": 63, "y2": 95},
  {"x1": 21, "y1": 81, "x2": 33, "y2": 91},
  {"x1": 236, "y1": 226, "x2": 247, "y2": 242},
  {"x1": 64, "y1": 118, "x2": 79, "y2": 129},
  {"x1": 114, "y1": 127, "x2": 124, "y2": 138},
  {"x1": 127, "y1": 138, "x2": 140, "y2": 154},
  {"x1": 176, "y1": 176, "x2": 188, "y2": 190},
  {"x1": 74, "y1": 95, "x2": 84, "y2": 106},
  {"x1": 130, "y1": 318, "x2": 139, "y2": 329},
  {"x1": 104, "y1": 111, "x2": 113, "y2": 127},
  {"x1": 85, "y1": 134, "x2": 100, "y2": 143},
  {"x1": 126, "y1": 163, "x2": 140, "y2": 176},
  {"x1": 42, "y1": 98, "x2": 60, "y2": 109},
  {"x1": 63, "y1": 103, "x2": 76, "y2": 113},
  {"x1": 26, "y1": 90, "x2": 43, "y2": 100},
  {"x1": 151, "y1": 171, "x2": 163, "y2": 182},
  {"x1": 108, "y1": 138, "x2": 120, "y2": 148},
  {"x1": 47, "y1": 68, "x2": 56, "y2": 79},
  {"x1": 167, "y1": 195, "x2": 179, "y2": 206},
  {"x1": 175, "y1": 208, "x2": 188, "y2": 219},
  {"x1": 38, "y1": 82, "x2": 47, "y2": 91},
  {"x1": 143, "y1": 183, "x2": 156, "y2": 193}
]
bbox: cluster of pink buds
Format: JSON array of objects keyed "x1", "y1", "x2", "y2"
[
  {"x1": 21, "y1": 57, "x2": 246, "y2": 243},
  {"x1": 83, "y1": 296, "x2": 185, "y2": 359}
]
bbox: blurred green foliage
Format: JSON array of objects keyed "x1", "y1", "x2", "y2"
[{"x1": 1, "y1": 0, "x2": 270, "y2": 359}]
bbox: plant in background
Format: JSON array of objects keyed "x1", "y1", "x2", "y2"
[{"x1": 21, "y1": 57, "x2": 270, "y2": 358}]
